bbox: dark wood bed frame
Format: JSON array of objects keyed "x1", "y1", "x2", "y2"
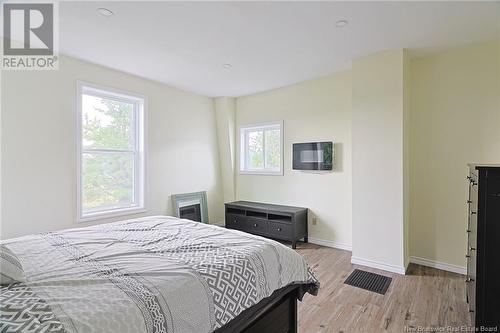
[{"x1": 216, "y1": 283, "x2": 312, "y2": 333}]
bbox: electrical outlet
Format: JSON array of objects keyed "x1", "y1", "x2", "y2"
[{"x1": 312, "y1": 216, "x2": 317, "y2": 225}]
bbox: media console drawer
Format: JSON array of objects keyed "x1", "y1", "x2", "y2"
[
  {"x1": 226, "y1": 213, "x2": 246, "y2": 229},
  {"x1": 268, "y1": 222, "x2": 292, "y2": 240},
  {"x1": 224, "y1": 201, "x2": 308, "y2": 249},
  {"x1": 246, "y1": 217, "x2": 268, "y2": 235}
]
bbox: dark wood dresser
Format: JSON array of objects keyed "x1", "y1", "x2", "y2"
[
  {"x1": 466, "y1": 165, "x2": 500, "y2": 329},
  {"x1": 224, "y1": 201, "x2": 308, "y2": 249}
]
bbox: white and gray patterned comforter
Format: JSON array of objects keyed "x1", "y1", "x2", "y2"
[{"x1": 0, "y1": 216, "x2": 319, "y2": 333}]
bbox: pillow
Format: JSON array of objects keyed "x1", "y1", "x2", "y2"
[{"x1": 0, "y1": 245, "x2": 26, "y2": 284}]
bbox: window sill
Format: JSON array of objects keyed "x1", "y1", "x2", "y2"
[
  {"x1": 78, "y1": 207, "x2": 146, "y2": 223},
  {"x1": 239, "y1": 170, "x2": 283, "y2": 176}
]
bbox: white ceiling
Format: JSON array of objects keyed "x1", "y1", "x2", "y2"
[{"x1": 59, "y1": 1, "x2": 499, "y2": 97}]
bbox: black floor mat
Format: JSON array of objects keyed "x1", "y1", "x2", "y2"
[{"x1": 344, "y1": 269, "x2": 392, "y2": 295}]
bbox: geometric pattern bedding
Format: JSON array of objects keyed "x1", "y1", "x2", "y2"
[
  {"x1": 0, "y1": 216, "x2": 319, "y2": 333},
  {"x1": 1, "y1": 284, "x2": 65, "y2": 333}
]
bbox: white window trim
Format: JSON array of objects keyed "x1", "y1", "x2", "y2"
[
  {"x1": 238, "y1": 120, "x2": 284, "y2": 176},
  {"x1": 76, "y1": 81, "x2": 147, "y2": 223}
]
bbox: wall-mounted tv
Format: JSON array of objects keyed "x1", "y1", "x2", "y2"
[{"x1": 292, "y1": 142, "x2": 333, "y2": 171}]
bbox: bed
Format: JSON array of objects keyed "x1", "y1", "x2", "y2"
[{"x1": 0, "y1": 216, "x2": 319, "y2": 332}]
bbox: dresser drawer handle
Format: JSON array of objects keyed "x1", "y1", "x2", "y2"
[
  {"x1": 466, "y1": 254, "x2": 470, "y2": 258},
  {"x1": 277, "y1": 227, "x2": 282, "y2": 232},
  {"x1": 466, "y1": 229, "x2": 471, "y2": 233},
  {"x1": 233, "y1": 219, "x2": 238, "y2": 223},
  {"x1": 466, "y1": 277, "x2": 475, "y2": 283},
  {"x1": 253, "y1": 223, "x2": 258, "y2": 227},
  {"x1": 467, "y1": 200, "x2": 472, "y2": 204},
  {"x1": 470, "y1": 211, "x2": 477, "y2": 215},
  {"x1": 469, "y1": 247, "x2": 476, "y2": 251}
]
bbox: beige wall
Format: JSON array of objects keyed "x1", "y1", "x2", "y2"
[
  {"x1": 0, "y1": 70, "x2": 2, "y2": 232},
  {"x1": 235, "y1": 72, "x2": 353, "y2": 249},
  {"x1": 1, "y1": 55, "x2": 224, "y2": 239},
  {"x1": 410, "y1": 41, "x2": 500, "y2": 268},
  {"x1": 403, "y1": 50, "x2": 411, "y2": 269},
  {"x1": 351, "y1": 50, "x2": 408, "y2": 273},
  {"x1": 214, "y1": 97, "x2": 237, "y2": 203},
  {"x1": 232, "y1": 42, "x2": 499, "y2": 274},
  {"x1": 2, "y1": 40, "x2": 498, "y2": 273}
]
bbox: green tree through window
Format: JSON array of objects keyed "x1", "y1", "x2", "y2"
[
  {"x1": 79, "y1": 85, "x2": 144, "y2": 219},
  {"x1": 240, "y1": 122, "x2": 282, "y2": 174}
]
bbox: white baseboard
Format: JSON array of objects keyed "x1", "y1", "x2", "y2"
[
  {"x1": 307, "y1": 237, "x2": 352, "y2": 251},
  {"x1": 351, "y1": 256, "x2": 407, "y2": 275},
  {"x1": 410, "y1": 256, "x2": 466, "y2": 275}
]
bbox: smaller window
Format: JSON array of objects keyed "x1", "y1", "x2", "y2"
[{"x1": 239, "y1": 121, "x2": 283, "y2": 175}]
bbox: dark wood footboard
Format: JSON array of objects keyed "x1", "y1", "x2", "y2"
[
  {"x1": 243, "y1": 288, "x2": 297, "y2": 333},
  {"x1": 216, "y1": 284, "x2": 308, "y2": 333}
]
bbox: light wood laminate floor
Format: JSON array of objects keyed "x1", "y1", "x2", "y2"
[{"x1": 296, "y1": 243, "x2": 470, "y2": 332}]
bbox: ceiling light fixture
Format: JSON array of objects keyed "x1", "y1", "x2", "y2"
[
  {"x1": 97, "y1": 8, "x2": 114, "y2": 17},
  {"x1": 222, "y1": 63, "x2": 232, "y2": 69},
  {"x1": 335, "y1": 19, "x2": 348, "y2": 28}
]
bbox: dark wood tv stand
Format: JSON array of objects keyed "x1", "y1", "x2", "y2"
[{"x1": 224, "y1": 201, "x2": 308, "y2": 249}]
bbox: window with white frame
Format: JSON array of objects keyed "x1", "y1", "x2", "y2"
[
  {"x1": 239, "y1": 121, "x2": 283, "y2": 175},
  {"x1": 77, "y1": 83, "x2": 145, "y2": 221}
]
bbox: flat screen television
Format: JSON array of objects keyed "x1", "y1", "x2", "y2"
[{"x1": 292, "y1": 142, "x2": 333, "y2": 171}]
